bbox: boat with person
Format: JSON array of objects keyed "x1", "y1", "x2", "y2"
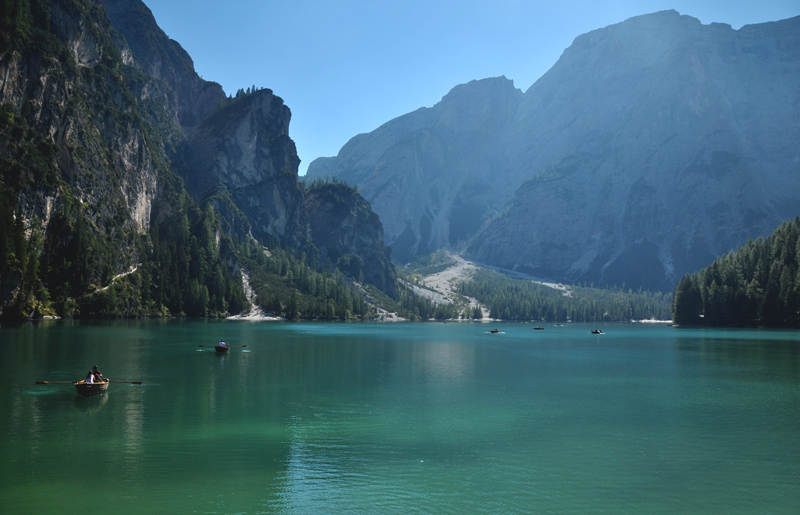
[
  {"x1": 591, "y1": 329, "x2": 604, "y2": 334},
  {"x1": 215, "y1": 341, "x2": 231, "y2": 353},
  {"x1": 75, "y1": 378, "x2": 109, "y2": 397}
]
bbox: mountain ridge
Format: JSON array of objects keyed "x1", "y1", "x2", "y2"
[{"x1": 307, "y1": 10, "x2": 800, "y2": 290}]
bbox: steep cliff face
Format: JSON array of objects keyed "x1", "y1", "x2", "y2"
[
  {"x1": 307, "y1": 11, "x2": 800, "y2": 290},
  {"x1": 102, "y1": 0, "x2": 225, "y2": 131},
  {"x1": 308, "y1": 76, "x2": 523, "y2": 262},
  {"x1": 1, "y1": 0, "x2": 158, "y2": 244},
  {"x1": 304, "y1": 182, "x2": 397, "y2": 296},
  {"x1": 1, "y1": 0, "x2": 399, "y2": 317},
  {"x1": 0, "y1": 0, "x2": 174, "y2": 316},
  {"x1": 181, "y1": 90, "x2": 310, "y2": 249},
  {"x1": 103, "y1": 0, "x2": 315, "y2": 253}
]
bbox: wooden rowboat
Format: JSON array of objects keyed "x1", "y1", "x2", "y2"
[
  {"x1": 215, "y1": 345, "x2": 230, "y2": 353},
  {"x1": 75, "y1": 379, "x2": 109, "y2": 397}
]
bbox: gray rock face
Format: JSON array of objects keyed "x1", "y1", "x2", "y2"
[
  {"x1": 308, "y1": 76, "x2": 524, "y2": 262},
  {"x1": 307, "y1": 11, "x2": 800, "y2": 290},
  {"x1": 182, "y1": 90, "x2": 309, "y2": 249},
  {"x1": 101, "y1": 0, "x2": 309, "y2": 249},
  {"x1": 0, "y1": 0, "x2": 160, "y2": 234},
  {"x1": 102, "y1": 0, "x2": 225, "y2": 130}
]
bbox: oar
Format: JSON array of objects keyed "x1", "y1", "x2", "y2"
[
  {"x1": 197, "y1": 345, "x2": 247, "y2": 348},
  {"x1": 37, "y1": 380, "x2": 142, "y2": 385}
]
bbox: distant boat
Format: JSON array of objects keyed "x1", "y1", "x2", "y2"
[
  {"x1": 591, "y1": 329, "x2": 603, "y2": 334},
  {"x1": 215, "y1": 344, "x2": 230, "y2": 353},
  {"x1": 534, "y1": 326, "x2": 544, "y2": 330},
  {"x1": 75, "y1": 379, "x2": 109, "y2": 397},
  {"x1": 490, "y1": 329, "x2": 500, "y2": 334}
]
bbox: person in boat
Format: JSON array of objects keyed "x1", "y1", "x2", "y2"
[
  {"x1": 92, "y1": 365, "x2": 103, "y2": 382},
  {"x1": 85, "y1": 370, "x2": 95, "y2": 384},
  {"x1": 219, "y1": 341, "x2": 229, "y2": 347}
]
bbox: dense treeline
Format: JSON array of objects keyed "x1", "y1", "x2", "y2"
[
  {"x1": 0, "y1": 186, "x2": 394, "y2": 320},
  {"x1": 237, "y1": 236, "x2": 456, "y2": 320},
  {"x1": 458, "y1": 268, "x2": 672, "y2": 322},
  {"x1": 0, "y1": 186, "x2": 250, "y2": 318},
  {"x1": 237, "y1": 237, "x2": 368, "y2": 320},
  {"x1": 673, "y1": 218, "x2": 800, "y2": 327}
]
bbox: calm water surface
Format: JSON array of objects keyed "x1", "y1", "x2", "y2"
[{"x1": 0, "y1": 320, "x2": 798, "y2": 514}]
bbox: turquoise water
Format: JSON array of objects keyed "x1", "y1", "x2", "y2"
[{"x1": 0, "y1": 320, "x2": 798, "y2": 514}]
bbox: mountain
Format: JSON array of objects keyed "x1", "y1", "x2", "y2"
[
  {"x1": 0, "y1": 0, "x2": 397, "y2": 318},
  {"x1": 307, "y1": 11, "x2": 800, "y2": 290},
  {"x1": 308, "y1": 76, "x2": 523, "y2": 262}
]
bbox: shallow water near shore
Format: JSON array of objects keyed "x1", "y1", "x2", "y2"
[{"x1": 1, "y1": 320, "x2": 798, "y2": 514}]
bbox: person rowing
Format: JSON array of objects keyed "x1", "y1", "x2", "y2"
[
  {"x1": 92, "y1": 365, "x2": 103, "y2": 382},
  {"x1": 219, "y1": 341, "x2": 229, "y2": 347}
]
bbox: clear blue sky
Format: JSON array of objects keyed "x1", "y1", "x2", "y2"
[{"x1": 143, "y1": 0, "x2": 799, "y2": 175}]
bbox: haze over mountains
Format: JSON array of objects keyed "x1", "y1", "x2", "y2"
[{"x1": 307, "y1": 10, "x2": 800, "y2": 290}]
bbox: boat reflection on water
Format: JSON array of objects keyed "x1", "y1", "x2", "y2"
[{"x1": 73, "y1": 391, "x2": 109, "y2": 412}]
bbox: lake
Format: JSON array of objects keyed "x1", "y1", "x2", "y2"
[{"x1": 1, "y1": 320, "x2": 798, "y2": 514}]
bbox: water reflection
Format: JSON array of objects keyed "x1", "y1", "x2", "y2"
[
  {"x1": 415, "y1": 340, "x2": 475, "y2": 386},
  {"x1": 122, "y1": 397, "x2": 144, "y2": 471},
  {"x1": 1, "y1": 321, "x2": 799, "y2": 514},
  {"x1": 73, "y1": 393, "x2": 109, "y2": 412}
]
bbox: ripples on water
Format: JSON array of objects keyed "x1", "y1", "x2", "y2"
[{"x1": 0, "y1": 321, "x2": 798, "y2": 514}]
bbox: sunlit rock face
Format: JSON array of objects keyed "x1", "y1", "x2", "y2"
[
  {"x1": 105, "y1": 0, "x2": 394, "y2": 284},
  {"x1": 0, "y1": 0, "x2": 400, "y2": 316},
  {"x1": 308, "y1": 11, "x2": 800, "y2": 290},
  {"x1": 470, "y1": 11, "x2": 800, "y2": 290}
]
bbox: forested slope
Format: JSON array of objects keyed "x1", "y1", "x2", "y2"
[
  {"x1": 0, "y1": 0, "x2": 401, "y2": 320},
  {"x1": 458, "y1": 268, "x2": 672, "y2": 322},
  {"x1": 672, "y1": 218, "x2": 800, "y2": 327}
]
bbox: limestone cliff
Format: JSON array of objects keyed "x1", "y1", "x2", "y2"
[
  {"x1": 181, "y1": 90, "x2": 310, "y2": 250},
  {"x1": 1, "y1": 0, "x2": 159, "y2": 250},
  {"x1": 307, "y1": 11, "x2": 800, "y2": 290},
  {"x1": 102, "y1": 0, "x2": 225, "y2": 132}
]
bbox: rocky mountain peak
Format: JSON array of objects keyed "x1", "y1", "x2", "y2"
[{"x1": 308, "y1": 12, "x2": 800, "y2": 290}]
